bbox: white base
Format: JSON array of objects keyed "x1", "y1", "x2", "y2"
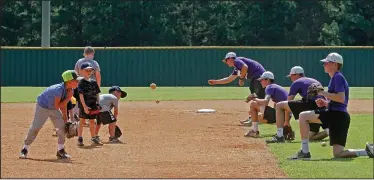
[{"x1": 197, "y1": 109, "x2": 216, "y2": 113}]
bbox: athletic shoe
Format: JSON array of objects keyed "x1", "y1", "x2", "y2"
[
  {"x1": 287, "y1": 150, "x2": 311, "y2": 160},
  {"x1": 77, "y1": 137, "x2": 84, "y2": 146},
  {"x1": 95, "y1": 136, "x2": 101, "y2": 142},
  {"x1": 365, "y1": 142, "x2": 374, "y2": 158},
  {"x1": 244, "y1": 129, "x2": 259, "y2": 138},
  {"x1": 56, "y1": 149, "x2": 71, "y2": 159},
  {"x1": 91, "y1": 137, "x2": 104, "y2": 146},
  {"x1": 109, "y1": 137, "x2": 120, "y2": 143},
  {"x1": 265, "y1": 135, "x2": 285, "y2": 143},
  {"x1": 240, "y1": 117, "x2": 252, "y2": 127},
  {"x1": 19, "y1": 148, "x2": 28, "y2": 159}
]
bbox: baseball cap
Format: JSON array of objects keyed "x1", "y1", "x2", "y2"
[
  {"x1": 287, "y1": 66, "x2": 304, "y2": 77},
  {"x1": 61, "y1": 70, "x2": 78, "y2": 82},
  {"x1": 257, "y1": 71, "x2": 274, "y2": 80},
  {"x1": 108, "y1": 86, "x2": 127, "y2": 98},
  {"x1": 80, "y1": 62, "x2": 94, "y2": 70},
  {"x1": 224, "y1": 52, "x2": 237, "y2": 59},
  {"x1": 320, "y1": 52, "x2": 343, "y2": 64},
  {"x1": 84, "y1": 46, "x2": 95, "y2": 54}
]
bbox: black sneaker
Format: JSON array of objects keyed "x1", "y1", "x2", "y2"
[
  {"x1": 56, "y1": 149, "x2": 71, "y2": 159},
  {"x1": 265, "y1": 135, "x2": 285, "y2": 143},
  {"x1": 77, "y1": 137, "x2": 84, "y2": 146},
  {"x1": 91, "y1": 137, "x2": 103, "y2": 146},
  {"x1": 287, "y1": 150, "x2": 311, "y2": 160},
  {"x1": 365, "y1": 143, "x2": 374, "y2": 158},
  {"x1": 19, "y1": 148, "x2": 28, "y2": 159},
  {"x1": 109, "y1": 137, "x2": 120, "y2": 143}
]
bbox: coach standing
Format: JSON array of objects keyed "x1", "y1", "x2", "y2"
[{"x1": 208, "y1": 52, "x2": 266, "y2": 124}]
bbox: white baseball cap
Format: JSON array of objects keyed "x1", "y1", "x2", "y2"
[
  {"x1": 224, "y1": 52, "x2": 237, "y2": 59},
  {"x1": 257, "y1": 71, "x2": 274, "y2": 80},
  {"x1": 287, "y1": 66, "x2": 304, "y2": 77},
  {"x1": 320, "y1": 52, "x2": 343, "y2": 64}
]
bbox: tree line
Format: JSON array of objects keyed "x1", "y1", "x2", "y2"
[{"x1": 1, "y1": 0, "x2": 373, "y2": 47}]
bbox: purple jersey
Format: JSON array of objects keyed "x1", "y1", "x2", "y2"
[
  {"x1": 289, "y1": 77, "x2": 322, "y2": 100},
  {"x1": 231, "y1": 57, "x2": 265, "y2": 79},
  {"x1": 327, "y1": 72, "x2": 349, "y2": 112},
  {"x1": 265, "y1": 84, "x2": 288, "y2": 103}
]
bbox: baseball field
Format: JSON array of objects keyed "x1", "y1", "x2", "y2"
[{"x1": 1, "y1": 87, "x2": 373, "y2": 178}]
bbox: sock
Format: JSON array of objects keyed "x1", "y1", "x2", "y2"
[
  {"x1": 324, "y1": 128, "x2": 329, "y2": 136},
  {"x1": 348, "y1": 149, "x2": 368, "y2": 156},
  {"x1": 301, "y1": 139, "x2": 309, "y2": 153},
  {"x1": 57, "y1": 144, "x2": 64, "y2": 151},
  {"x1": 23, "y1": 145, "x2": 29, "y2": 150},
  {"x1": 277, "y1": 128, "x2": 283, "y2": 137},
  {"x1": 253, "y1": 122, "x2": 259, "y2": 132}
]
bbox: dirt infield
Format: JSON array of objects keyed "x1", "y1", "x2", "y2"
[{"x1": 1, "y1": 100, "x2": 372, "y2": 178}]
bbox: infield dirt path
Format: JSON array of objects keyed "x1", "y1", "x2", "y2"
[{"x1": 1, "y1": 100, "x2": 371, "y2": 178}]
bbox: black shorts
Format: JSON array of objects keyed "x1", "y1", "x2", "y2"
[
  {"x1": 96, "y1": 111, "x2": 117, "y2": 125},
  {"x1": 249, "y1": 78, "x2": 265, "y2": 99},
  {"x1": 79, "y1": 105, "x2": 98, "y2": 119},
  {"x1": 316, "y1": 110, "x2": 351, "y2": 147},
  {"x1": 288, "y1": 99, "x2": 318, "y2": 120},
  {"x1": 262, "y1": 106, "x2": 291, "y2": 124},
  {"x1": 309, "y1": 123, "x2": 322, "y2": 133}
]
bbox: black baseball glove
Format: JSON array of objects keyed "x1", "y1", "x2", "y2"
[
  {"x1": 115, "y1": 125, "x2": 122, "y2": 138},
  {"x1": 307, "y1": 83, "x2": 324, "y2": 99},
  {"x1": 283, "y1": 125, "x2": 295, "y2": 141}
]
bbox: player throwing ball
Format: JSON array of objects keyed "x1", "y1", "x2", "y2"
[
  {"x1": 95, "y1": 86, "x2": 127, "y2": 143},
  {"x1": 20, "y1": 70, "x2": 79, "y2": 159},
  {"x1": 244, "y1": 71, "x2": 291, "y2": 138},
  {"x1": 208, "y1": 52, "x2": 266, "y2": 124}
]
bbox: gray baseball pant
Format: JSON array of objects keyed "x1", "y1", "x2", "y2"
[{"x1": 24, "y1": 104, "x2": 66, "y2": 145}]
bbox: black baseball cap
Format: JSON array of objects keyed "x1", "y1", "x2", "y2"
[
  {"x1": 80, "y1": 62, "x2": 94, "y2": 70},
  {"x1": 108, "y1": 86, "x2": 127, "y2": 98}
]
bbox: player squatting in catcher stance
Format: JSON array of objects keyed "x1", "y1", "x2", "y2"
[
  {"x1": 95, "y1": 86, "x2": 127, "y2": 143},
  {"x1": 266, "y1": 66, "x2": 329, "y2": 143},
  {"x1": 243, "y1": 71, "x2": 293, "y2": 138},
  {"x1": 208, "y1": 52, "x2": 266, "y2": 124},
  {"x1": 77, "y1": 62, "x2": 102, "y2": 146},
  {"x1": 288, "y1": 52, "x2": 373, "y2": 160},
  {"x1": 20, "y1": 70, "x2": 79, "y2": 159}
]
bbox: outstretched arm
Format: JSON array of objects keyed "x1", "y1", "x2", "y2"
[{"x1": 209, "y1": 74, "x2": 238, "y2": 85}]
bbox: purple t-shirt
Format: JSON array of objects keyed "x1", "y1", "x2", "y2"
[
  {"x1": 289, "y1": 77, "x2": 322, "y2": 100},
  {"x1": 327, "y1": 72, "x2": 349, "y2": 112},
  {"x1": 265, "y1": 84, "x2": 288, "y2": 103},
  {"x1": 231, "y1": 57, "x2": 265, "y2": 79}
]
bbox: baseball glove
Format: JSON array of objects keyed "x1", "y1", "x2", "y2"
[
  {"x1": 283, "y1": 125, "x2": 295, "y2": 141},
  {"x1": 307, "y1": 83, "x2": 324, "y2": 99},
  {"x1": 245, "y1": 93, "x2": 258, "y2": 103},
  {"x1": 65, "y1": 121, "x2": 79, "y2": 139},
  {"x1": 115, "y1": 125, "x2": 122, "y2": 138}
]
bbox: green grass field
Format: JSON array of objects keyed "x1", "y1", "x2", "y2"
[
  {"x1": 1, "y1": 87, "x2": 373, "y2": 102},
  {"x1": 1, "y1": 86, "x2": 373, "y2": 178}
]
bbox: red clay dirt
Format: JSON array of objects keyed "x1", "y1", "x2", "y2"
[{"x1": 1, "y1": 100, "x2": 371, "y2": 178}]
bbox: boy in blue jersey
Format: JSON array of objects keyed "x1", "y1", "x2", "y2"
[
  {"x1": 20, "y1": 70, "x2": 79, "y2": 159},
  {"x1": 288, "y1": 53, "x2": 373, "y2": 160}
]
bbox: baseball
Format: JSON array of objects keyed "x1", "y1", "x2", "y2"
[
  {"x1": 321, "y1": 142, "x2": 327, "y2": 147},
  {"x1": 150, "y1": 83, "x2": 157, "y2": 90}
]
